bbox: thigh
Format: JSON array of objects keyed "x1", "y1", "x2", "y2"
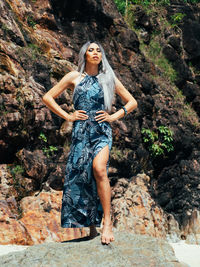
[{"x1": 93, "y1": 145, "x2": 109, "y2": 170}]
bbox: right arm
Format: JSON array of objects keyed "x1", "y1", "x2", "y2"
[{"x1": 42, "y1": 71, "x2": 88, "y2": 122}]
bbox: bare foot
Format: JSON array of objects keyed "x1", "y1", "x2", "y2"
[
  {"x1": 89, "y1": 225, "x2": 99, "y2": 239},
  {"x1": 101, "y1": 220, "x2": 115, "y2": 245}
]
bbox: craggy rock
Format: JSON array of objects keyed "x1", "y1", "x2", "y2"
[
  {"x1": 165, "y1": 2, "x2": 200, "y2": 113},
  {"x1": 17, "y1": 149, "x2": 48, "y2": 181},
  {"x1": 111, "y1": 174, "x2": 179, "y2": 239},
  {"x1": 0, "y1": 164, "x2": 38, "y2": 201},
  {"x1": 0, "y1": 0, "x2": 200, "y2": 246},
  {"x1": 0, "y1": 165, "x2": 17, "y2": 200},
  {"x1": 0, "y1": 199, "x2": 34, "y2": 245},
  {"x1": 0, "y1": 232, "x2": 188, "y2": 267},
  {"x1": 155, "y1": 156, "x2": 200, "y2": 244},
  {"x1": 0, "y1": 190, "x2": 86, "y2": 245},
  {"x1": 181, "y1": 209, "x2": 200, "y2": 245}
]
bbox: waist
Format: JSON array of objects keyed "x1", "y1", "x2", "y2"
[{"x1": 76, "y1": 109, "x2": 105, "y2": 121}]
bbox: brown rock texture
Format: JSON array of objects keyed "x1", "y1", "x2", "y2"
[
  {"x1": 0, "y1": 199, "x2": 34, "y2": 245},
  {"x1": 19, "y1": 191, "x2": 86, "y2": 245},
  {"x1": 112, "y1": 174, "x2": 168, "y2": 238},
  {"x1": 0, "y1": 0, "x2": 200, "y2": 246},
  {"x1": 0, "y1": 189, "x2": 86, "y2": 245},
  {"x1": 111, "y1": 173, "x2": 182, "y2": 240}
]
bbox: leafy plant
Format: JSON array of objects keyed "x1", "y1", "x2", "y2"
[
  {"x1": 9, "y1": 165, "x2": 24, "y2": 177},
  {"x1": 27, "y1": 16, "x2": 37, "y2": 29},
  {"x1": 141, "y1": 126, "x2": 174, "y2": 157},
  {"x1": 39, "y1": 132, "x2": 47, "y2": 143},
  {"x1": 113, "y1": 0, "x2": 127, "y2": 15},
  {"x1": 8, "y1": 164, "x2": 25, "y2": 194},
  {"x1": 39, "y1": 132, "x2": 58, "y2": 158},
  {"x1": 171, "y1": 13, "x2": 186, "y2": 26},
  {"x1": 132, "y1": 0, "x2": 151, "y2": 6}
]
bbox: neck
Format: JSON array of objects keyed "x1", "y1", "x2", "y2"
[{"x1": 85, "y1": 63, "x2": 99, "y2": 76}]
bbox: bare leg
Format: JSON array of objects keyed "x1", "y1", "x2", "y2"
[{"x1": 93, "y1": 145, "x2": 114, "y2": 245}]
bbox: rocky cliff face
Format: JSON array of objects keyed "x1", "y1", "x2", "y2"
[
  {"x1": 128, "y1": 0, "x2": 200, "y2": 243},
  {"x1": 0, "y1": 0, "x2": 200, "y2": 245}
]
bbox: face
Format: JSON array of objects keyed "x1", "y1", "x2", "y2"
[{"x1": 85, "y1": 43, "x2": 102, "y2": 65}]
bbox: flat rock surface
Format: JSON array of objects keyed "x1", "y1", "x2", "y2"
[
  {"x1": 0, "y1": 232, "x2": 187, "y2": 267},
  {"x1": 169, "y1": 241, "x2": 200, "y2": 267}
]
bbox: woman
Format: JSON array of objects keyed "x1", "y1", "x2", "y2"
[{"x1": 42, "y1": 41, "x2": 137, "y2": 245}]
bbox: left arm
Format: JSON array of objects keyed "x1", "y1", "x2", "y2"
[{"x1": 95, "y1": 77, "x2": 138, "y2": 123}]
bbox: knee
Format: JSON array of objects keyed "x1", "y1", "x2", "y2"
[{"x1": 93, "y1": 165, "x2": 107, "y2": 181}]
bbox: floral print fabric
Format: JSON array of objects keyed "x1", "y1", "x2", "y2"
[{"x1": 61, "y1": 74, "x2": 112, "y2": 228}]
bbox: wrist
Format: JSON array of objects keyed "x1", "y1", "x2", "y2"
[
  {"x1": 122, "y1": 106, "x2": 128, "y2": 116},
  {"x1": 110, "y1": 114, "x2": 116, "y2": 122},
  {"x1": 66, "y1": 114, "x2": 73, "y2": 122}
]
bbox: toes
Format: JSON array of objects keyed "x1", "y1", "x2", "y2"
[
  {"x1": 101, "y1": 235, "x2": 114, "y2": 245},
  {"x1": 101, "y1": 235, "x2": 106, "y2": 244},
  {"x1": 104, "y1": 240, "x2": 110, "y2": 245},
  {"x1": 105, "y1": 237, "x2": 110, "y2": 245},
  {"x1": 101, "y1": 236, "x2": 110, "y2": 245}
]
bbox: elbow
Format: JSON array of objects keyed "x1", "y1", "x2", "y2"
[
  {"x1": 132, "y1": 98, "x2": 138, "y2": 110},
  {"x1": 134, "y1": 99, "x2": 138, "y2": 109}
]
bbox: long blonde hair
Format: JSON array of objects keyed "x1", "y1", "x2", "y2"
[{"x1": 77, "y1": 41, "x2": 116, "y2": 111}]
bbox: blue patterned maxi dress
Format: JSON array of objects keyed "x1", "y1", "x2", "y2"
[{"x1": 61, "y1": 74, "x2": 112, "y2": 228}]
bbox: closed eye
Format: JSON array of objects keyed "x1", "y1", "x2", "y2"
[{"x1": 88, "y1": 48, "x2": 101, "y2": 53}]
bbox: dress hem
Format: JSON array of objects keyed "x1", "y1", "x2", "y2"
[{"x1": 61, "y1": 223, "x2": 101, "y2": 228}]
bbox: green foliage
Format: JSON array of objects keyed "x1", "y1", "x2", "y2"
[
  {"x1": 170, "y1": 13, "x2": 186, "y2": 26},
  {"x1": 1, "y1": 23, "x2": 9, "y2": 33},
  {"x1": 183, "y1": 0, "x2": 200, "y2": 3},
  {"x1": 113, "y1": 0, "x2": 127, "y2": 15},
  {"x1": 0, "y1": 103, "x2": 8, "y2": 115},
  {"x1": 16, "y1": 43, "x2": 41, "y2": 62},
  {"x1": 7, "y1": 164, "x2": 30, "y2": 218},
  {"x1": 43, "y1": 146, "x2": 58, "y2": 157},
  {"x1": 114, "y1": 0, "x2": 170, "y2": 12},
  {"x1": 132, "y1": 0, "x2": 151, "y2": 6},
  {"x1": 39, "y1": 132, "x2": 58, "y2": 158},
  {"x1": 141, "y1": 126, "x2": 174, "y2": 157},
  {"x1": 140, "y1": 37, "x2": 177, "y2": 82},
  {"x1": 39, "y1": 132, "x2": 47, "y2": 143},
  {"x1": 27, "y1": 16, "x2": 37, "y2": 29},
  {"x1": 130, "y1": 0, "x2": 171, "y2": 6},
  {"x1": 8, "y1": 164, "x2": 25, "y2": 198},
  {"x1": 182, "y1": 102, "x2": 199, "y2": 123},
  {"x1": 114, "y1": 0, "x2": 199, "y2": 15},
  {"x1": 9, "y1": 165, "x2": 24, "y2": 177},
  {"x1": 132, "y1": 0, "x2": 199, "y2": 5},
  {"x1": 27, "y1": 43, "x2": 41, "y2": 56},
  {"x1": 111, "y1": 146, "x2": 132, "y2": 161}
]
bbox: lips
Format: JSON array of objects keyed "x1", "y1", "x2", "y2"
[{"x1": 93, "y1": 56, "x2": 99, "y2": 60}]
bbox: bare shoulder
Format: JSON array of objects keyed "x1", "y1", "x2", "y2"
[
  {"x1": 60, "y1": 70, "x2": 80, "y2": 90},
  {"x1": 63, "y1": 70, "x2": 80, "y2": 81}
]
